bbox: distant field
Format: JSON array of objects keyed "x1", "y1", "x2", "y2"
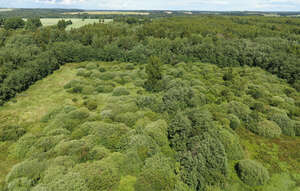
[
  {"x1": 63, "y1": 11, "x2": 150, "y2": 15},
  {"x1": 0, "y1": 8, "x2": 13, "y2": 12},
  {"x1": 39, "y1": 18, "x2": 112, "y2": 30}
]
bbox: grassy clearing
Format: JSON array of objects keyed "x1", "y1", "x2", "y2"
[
  {"x1": 40, "y1": 18, "x2": 112, "y2": 30},
  {"x1": 0, "y1": 63, "x2": 79, "y2": 184},
  {"x1": 63, "y1": 11, "x2": 150, "y2": 15},
  {"x1": 0, "y1": 9, "x2": 13, "y2": 12}
]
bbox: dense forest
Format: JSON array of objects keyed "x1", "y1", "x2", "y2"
[{"x1": 0, "y1": 13, "x2": 299, "y2": 191}]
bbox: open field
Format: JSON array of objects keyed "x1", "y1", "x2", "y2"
[
  {"x1": 63, "y1": 11, "x2": 150, "y2": 15},
  {"x1": 0, "y1": 8, "x2": 13, "y2": 12},
  {"x1": 39, "y1": 18, "x2": 112, "y2": 30}
]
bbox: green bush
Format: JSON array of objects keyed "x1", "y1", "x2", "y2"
[
  {"x1": 88, "y1": 121, "x2": 130, "y2": 151},
  {"x1": 76, "y1": 69, "x2": 91, "y2": 78},
  {"x1": 216, "y1": 128, "x2": 244, "y2": 160},
  {"x1": 99, "y1": 72, "x2": 116, "y2": 81},
  {"x1": 86, "y1": 63, "x2": 98, "y2": 70},
  {"x1": 168, "y1": 113, "x2": 191, "y2": 152},
  {"x1": 45, "y1": 108, "x2": 90, "y2": 132},
  {"x1": 235, "y1": 159, "x2": 270, "y2": 186},
  {"x1": 295, "y1": 121, "x2": 300, "y2": 136},
  {"x1": 115, "y1": 112, "x2": 139, "y2": 127},
  {"x1": 162, "y1": 86, "x2": 194, "y2": 114},
  {"x1": 112, "y1": 87, "x2": 130, "y2": 96},
  {"x1": 53, "y1": 140, "x2": 91, "y2": 163},
  {"x1": 135, "y1": 154, "x2": 177, "y2": 191},
  {"x1": 74, "y1": 161, "x2": 121, "y2": 191},
  {"x1": 83, "y1": 99, "x2": 98, "y2": 111},
  {"x1": 63, "y1": 80, "x2": 82, "y2": 89},
  {"x1": 227, "y1": 114, "x2": 241, "y2": 130},
  {"x1": 181, "y1": 132, "x2": 228, "y2": 190},
  {"x1": 226, "y1": 101, "x2": 251, "y2": 122},
  {"x1": 127, "y1": 134, "x2": 160, "y2": 162},
  {"x1": 268, "y1": 113, "x2": 295, "y2": 136},
  {"x1": 87, "y1": 146, "x2": 110, "y2": 161},
  {"x1": 249, "y1": 120, "x2": 282, "y2": 138},
  {"x1": 6, "y1": 177, "x2": 32, "y2": 191},
  {"x1": 95, "y1": 83, "x2": 115, "y2": 93},
  {"x1": 46, "y1": 172, "x2": 88, "y2": 191},
  {"x1": 0, "y1": 125, "x2": 26, "y2": 141},
  {"x1": 6, "y1": 159, "x2": 45, "y2": 183},
  {"x1": 81, "y1": 85, "x2": 95, "y2": 95},
  {"x1": 13, "y1": 133, "x2": 38, "y2": 159}
]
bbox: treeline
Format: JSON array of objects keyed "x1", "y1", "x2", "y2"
[{"x1": 1, "y1": 15, "x2": 300, "y2": 104}]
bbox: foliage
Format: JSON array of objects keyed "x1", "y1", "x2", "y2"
[
  {"x1": 112, "y1": 87, "x2": 130, "y2": 96},
  {"x1": 144, "y1": 56, "x2": 163, "y2": 92},
  {"x1": 268, "y1": 112, "x2": 296, "y2": 136},
  {"x1": 4, "y1": 17, "x2": 25, "y2": 30},
  {"x1": 235, "y1": 159, "x2": 270, "y2": 186}
]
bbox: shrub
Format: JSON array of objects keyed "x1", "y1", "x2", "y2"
[
  {"x1": 135, "y1": 154, "x2": 177, "y2": 191},
  {"x1": 13, "y1": 133, "x2": 38, "y2": 159},
  {"x1": 81, "y1": 85, "x2": 95, "y2": 95},
  {"x1": 227, "y1": 114, "x2": 241, "y2": 130},
  {"x1": 127, "y1": 134, "x2": 160, "y2": 162},
  {"x1": 115, "y1": 112, "x2": 139, "y2": 127},
  {"x1": 87, "y1": 146, "x2": 110, "y2": 161},
  {"x1": 135, "y1": 95, "x2": 163, "y2": 113},
  {"x1": 95, "y1": 83, "x2": 115, "y2": 93},
  {"x1": 226, "y1": 101, "x2": 251, "y2": 122},
  {"x1": 76, "y1": 69, "x2": 91, "y2": 78},
  {"x1": 74, "y1": 161, "x2": 121, "y2": 191},
  {"x1": 99, "y1": 67, "x2": 106, "y2": 72},
  {"x1": 88, "y1": 122, "x2": 130, "y2": 151},
  {"x1": 53, "y1": 140, "x2": 91, "y2": 163},
  {"x1": 86, "y1": 63, "x2": 98, "y2": 70},
  {"x1": 168, "y1": 113, "x2": 191, "y2": 152},
  {"x1": 99, "y1": 72, "x2": 116, "y2": 81},
  {"x1": 249, "y1": 120, "x2": 282, "y2": 138},
  {"x1": 144, "y1": 56, "x2": 163, "y2": 92},
  {"x1": 216, "y1": 128, "x2": 244, "y2": 160},
  {"x1": 295, "y1": 121, "x2": 300, "y2": 136},
  {"x1": 112, "y1": 87, "x2": 130, "y2": 96},
  {"x1": 83, "y1": 99, "x2": 98, "y2": 111},
  {"x1": 0, "y1": 125, "x2": 26, "y2": 141},
  {"x1": 63, "y1": 80, "x2": 81, "y2": 89},
  {"x1": 6, "y1": 159, "x2": 45, "y2": 183},
  {"x1": 6, "y1": 177, "x2": 32, "y2": 191},
  {"x1": 45, "y1": 108, "x2": 90, "y2": 132},
  {"x1": 235, "y1": 159, "x2": 270, "y2": 186},
  {"x1": 268, "y1": 113, "x2": 295, "y2": 136},
  {"x1": 162, "y1": 86, "x2": 194, "y2": 114},
  {"x1": 144, "y1": 120, "x2": 169, "y2": 148},
  {"x1": 117, "y1": 175, "x2": 137, "y2": 191},
  {"x1": 181, "y1": 132, "x2": 228, "y2": 190}
]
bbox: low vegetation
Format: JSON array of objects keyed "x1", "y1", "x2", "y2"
[{"x1": 0, "y1": 60, "x2": 299, "y2": 190}]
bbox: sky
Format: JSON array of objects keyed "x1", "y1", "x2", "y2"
[{"x1": 0, "y1": 0, "x2": 300, "y2": 11}]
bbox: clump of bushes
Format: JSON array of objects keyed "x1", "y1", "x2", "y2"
[
  {"x1": 235, "y1": 159, "x2": 270, "y2": 186},
  {"x1": 112, "y1": 87, "x2": 130, "y2": 96},
  {"x1": 226, "y1": 101, "x2": 251, "y2": 121},
  {"x1": 98, "y1": 72, "x2": 116, "y2": 81},
  {"x1": 268, "y1": 112, "x2": 295, "y2": 136},
  {"x1": 6, "y1": 159, "x2": 46, "y2": 183},
  {"x1": 83, "y1": 99, "x2": 98, "y2": 111},
  {"x1": 249, "y1": 120, "x2": 282, "y2": 138},
  {"x1": 295, "y1": 121, "x2": 300, "y2": 136},
  {"x1": 227, "y1": 114, "x2": 241, "y2": 130},
  {"x1": 0, "y1": 125, "x2": 26, "y2": 141},
  {"x1": 135, "y1": 154, "x2": 177, "y2": 191},
  {"x1": 77, "y1": 69, "x2": 92, "y2": 78},
  {"x1": 85, "y1": 63, "x2": 98, "y2": 70},
  {"x1": 74, "y1": 161, "x2": 121, "y2": 191}
]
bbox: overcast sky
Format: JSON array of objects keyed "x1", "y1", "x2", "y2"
[{"x1": 1, "y1": 0, "x2": 300, "y2": 11}]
